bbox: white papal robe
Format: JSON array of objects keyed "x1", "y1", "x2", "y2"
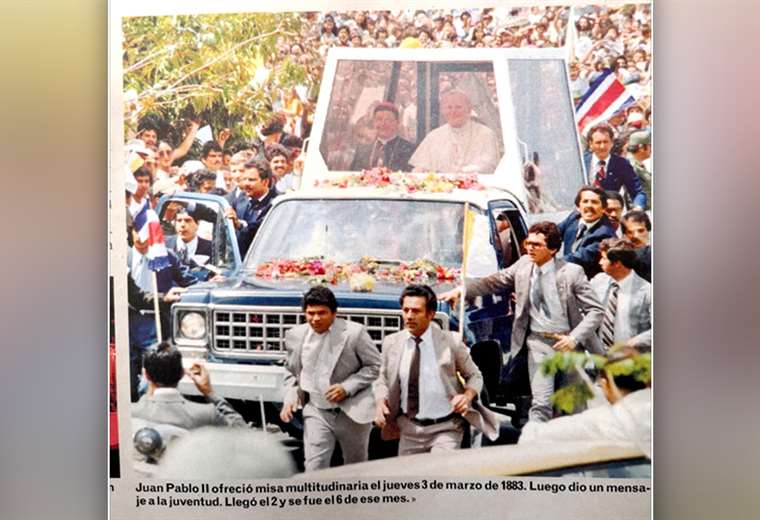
[{"x1": 410, "y1": 119, "x2": 500, "y2": 173}]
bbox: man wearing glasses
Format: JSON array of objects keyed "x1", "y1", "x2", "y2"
[{"x1": 440, "y1": 221, "x2": 604, "y2": 423}]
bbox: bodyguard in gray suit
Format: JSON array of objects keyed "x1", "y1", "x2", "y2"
[
  {"x1": 591, "y1": 238, "x2": 652, "y2": 350},
  {"x1": 441, "y1": 221, "x2": 604, "y2": 423},
  {"x1": 132, "y1": 342, "x2": 247, "y2": 429},
  {"x1": 280, "y1": 286, "x2": 381, "y2": 472}
]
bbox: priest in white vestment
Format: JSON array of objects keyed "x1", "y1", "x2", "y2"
[{"x1": 410, "y1": 89, "x2": 500, "y2": 174}]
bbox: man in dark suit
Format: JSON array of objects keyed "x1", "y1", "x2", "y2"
[
  {"x1": 558, "y1": 185, "x2": 616, "y2": 279},
  {"x1": 584, "y1": 124, "x2": 647, "y2": 210},
  {"x1": 164, "y1": 208, "x2": 213, "y2": 264},
  {"x1": 349, "y1": 102, "x2": 415, "y2": 172},
  {"x1": 224, "y1": 158, "x2": 278, "y2": 258}
]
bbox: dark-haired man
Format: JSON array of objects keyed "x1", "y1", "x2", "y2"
[
  {"x1": 605, "y1": 190, "x2": 625, "y2": 238},
  {"x1": 132, "y1": 343, "x2": 246, "y2": 429},
  {"x1": 441, "y1": 222, "x2": 604, "y2": 423},
  {"x1": 264, "y1": 143, "x2": 294, "y2": 193},
  {"x1": 349, "y1": 102, "x2": 415, "y2": 172},
  {"x1": 165, "y1": 208, "x2": 213, "y2": 266},
  {"x1": 375, "y1": 284, "x2": 499, "y2": 454},
  {"x1": 558, "y1": 185, "x2": 616, "y2": 279},
  {"x1": 200, "y1": 141, "x2": 223, "y2": 173},
  {"x1": 584, "y1": 124, "x2": 647, "y2": 210},
  {"x1": 280, "y1": 286, "x2": 380, "y2": 471},
  {"x1": 591, "y1": 238, "x2": 651, "y2": 350},
  {"x1": 621, "y1": 210, "x2": 652, "y2": 282},
  {"x1": 225, "y1": 158, "x2": 278, "y2": 257}
]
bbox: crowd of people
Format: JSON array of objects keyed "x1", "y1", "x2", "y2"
[{"x1": 122, "y1": 4, "x2": 653, "y2": 476}]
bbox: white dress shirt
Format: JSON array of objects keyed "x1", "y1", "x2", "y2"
[
  {"x1": 589, "y1": 153, "x2": 608, "y2": 185},
  {"x1": 299, "y1": 327, "x2": 334, "y2": 409},
  {"x1": 175, "y1": 235, "x2": 198, "y2": 260},
  {"x1": 528, "y1": 258, "x2": 571, "y2": 334},
  {"x1": 398, "y1": 326, "x2": 452, "y2": 420}
]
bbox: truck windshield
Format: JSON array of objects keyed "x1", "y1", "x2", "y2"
[{"x1": 245, "y1": 199, "x2": 468, "y2": 268}]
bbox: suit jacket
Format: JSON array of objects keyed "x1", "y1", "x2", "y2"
[
  {"x1": 132, "y1": 388, "x2": 247, "y2": 429},
  {"x1": 590, "y1": 271, "x2": 652, "y2": 349},
  {"x1": 584, "y1": 152, "x2": 647, "y2": 209},
  {"x1": 349, "y1": 135, "x2": 416, "y2": 172},
  {"x1": 282, "y1": 319, "x2": 381, "y2": 424},
  {"x1": 165, "y1": 236, "x2": 213, "y2": 260},
  {"x1": 558, "y1": 210, "x2": 616, "y2": 279},
  {"x1": 232, "y1": 187, "x2": 278, "y2": 258},
  {"x1": 634, "y1": 245, "x2": 651, "y2": 283},
  {"x1": 466, "y1": 255, "x2": 605, "y2": 357},
  {"x1": 373, "y1": 326, "x2": 500, "y2": 441}
]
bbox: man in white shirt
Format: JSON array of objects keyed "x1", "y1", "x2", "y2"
[
  {"x1": 519, "y1": 346, "x2": 651, "y2": 459},
  {"x1": 591, "y1": 238, "x2": 651, "y2": 350},
  {"x1": 280, "y1": 286, "x2": 381, "y2": 471},
  {"x1": 441, "y1": 221, "x2": 604, "y2": 423},
  {"x1": 375, "y1": 285, "x2": 500, "y2": 455},
  {"x1": 410, "y1": 89, "x2": 500, "y2": 173}
]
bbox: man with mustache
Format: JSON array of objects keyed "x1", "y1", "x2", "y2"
[{"x1": 557, "y1": 185, "x2": 616, "y2": 279}]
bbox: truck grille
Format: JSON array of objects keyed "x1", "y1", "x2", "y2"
[{"x1": 211, "y1": 308, "x2": 403, "y2": 357}]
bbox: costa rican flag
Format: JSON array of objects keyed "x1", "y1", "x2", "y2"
[
  {"x1": 576, "y1": 69, "x2": 636, "y2": 136},
  {"x1": 132, "y1": 202, "x2": 171, "y2": 271}
]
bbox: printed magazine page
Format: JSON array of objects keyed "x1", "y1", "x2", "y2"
[{"x1": 109, "y1": 1, "x2": 653, "y2": 518}]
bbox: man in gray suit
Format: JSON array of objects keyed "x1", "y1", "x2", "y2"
[
  {"x1": 132, "y1": 342, "x2": 247, "y2": 429},
  {"x1": 591, "y1": 238, "x2": 652, "y2": 350},
  {"x1": 279, "y1": 286, "x2": 381, "y2": 471},
  {"x1": 374, "y1": 284, "x2": 500, "y2": 455},
  {"x1": 441, "y1": 221, "x2": 605, "y2": 423}
]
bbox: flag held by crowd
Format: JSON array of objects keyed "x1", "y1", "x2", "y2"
[
  {"x1": 132, "y1": 202, "x2": 171, "y2": 271},
  {"x1": 575, "y1": 68, "x2": 635, "y2": 136}
]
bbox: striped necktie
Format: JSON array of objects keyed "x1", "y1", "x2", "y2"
[{"x1": 600, "y1": 281, "x2": 619, "y2": 348}]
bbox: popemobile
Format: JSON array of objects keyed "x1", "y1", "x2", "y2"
[{"x1": 155, "y1": 47, "x2": 589, "y2": 444}]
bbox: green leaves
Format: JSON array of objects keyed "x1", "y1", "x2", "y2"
[{"x1": 122, "y1": 13, "x2": 313, "y2": 146}]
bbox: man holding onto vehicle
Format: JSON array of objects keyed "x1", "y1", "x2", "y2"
[
  {"x1": 440, "y1": 222, "x2": 604, "y2": 423},
  {"x1": 375, "y1": 284, "x2": 499, "y2": 454},
  {"x1": 225, "y1": 158, "x2": 278, "y2": 258},
  {"x1": 280, "y1": 286, "x2": 381, "y2": 471},
  {"x1": 584, "y1": 123, "x2": 647, "y2": 210},
  {"x1": 558, "y1": 185, "x2": 617, "y2": 279},
  {"x1": 590, "y1": 238, "x2": 651, "y2": 350},
  {"x1": 350, "y1": 101, "x2": 416, "y2": 172},
  {"x1": 133, "y1": 342, "x2": 247, "y2": 429},
  {"x1": 410, "y1": 89, "x2": 500, "y2": 174}
]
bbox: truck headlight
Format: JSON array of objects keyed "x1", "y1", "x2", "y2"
[{"x1": 179, "y1": 312, "x2": 206, "y2": 339}]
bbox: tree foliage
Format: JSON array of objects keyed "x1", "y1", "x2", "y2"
[{"x1": 122, "y1": 13, "x2": 311, "y2": 146}]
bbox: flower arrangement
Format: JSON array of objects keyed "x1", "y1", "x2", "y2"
[
  {"x1": 313, "y1": 167, "x2": 484, "y2": 193},
  {"x1": 254, "y1": 256, "x2": 460, "y2": 290}
]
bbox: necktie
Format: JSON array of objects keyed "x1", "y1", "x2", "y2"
[
  {"x1": 572, "y1": 224, "x2": 587, "y2": 252},
  {"x1": 530, "y1": 266, "x2": 551, "y2": 318},
  {"x1": 371, "y1": 140, "x2": 385, "y2": 167},
  {"x1": 594, "y1": 160, "x2": 606, "y2": 187},
  {"x1": 600, "y1": 282, "x2": 619, "y2": 347},
  {"x1": 177, "y1": 244, "x2": 188, "y2": 263},
  {"x1": 407, "y1": 336, "x2": 422, "y2": 418}
]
